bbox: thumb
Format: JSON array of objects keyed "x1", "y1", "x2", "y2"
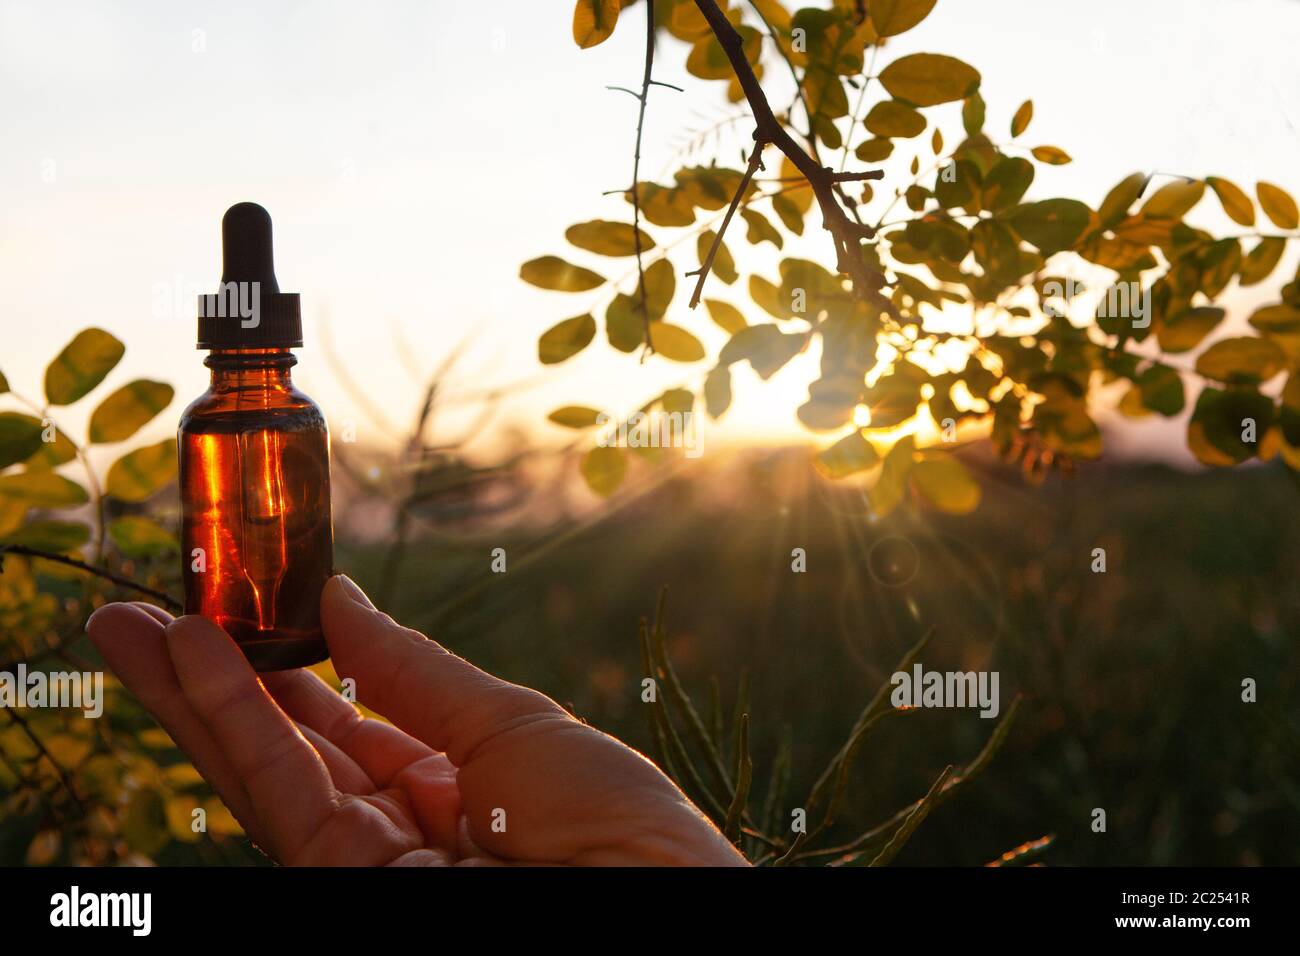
[{"x1": 320, "y1": 575, "x2": 570, "y2": 766}]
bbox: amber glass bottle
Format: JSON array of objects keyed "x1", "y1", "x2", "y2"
[{"x1": 179, "y1": 203, "x2": 333, "y2": 671}]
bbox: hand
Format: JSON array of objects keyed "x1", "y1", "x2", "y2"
[{"x1": 86, "y1": 575, "x2": 746, "y2": 867}]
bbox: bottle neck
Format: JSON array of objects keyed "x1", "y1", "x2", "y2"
[{"x1": 205, "y1": 347, "x2": 297, "y2": 391}]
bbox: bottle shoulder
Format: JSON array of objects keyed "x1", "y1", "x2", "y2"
[{"x1": 178, "y1": 385, "x2": 326, "y2": 435}]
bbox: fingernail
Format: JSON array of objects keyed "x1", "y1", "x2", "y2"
[{"x1": 335, "y1": 574, "x2": 375, "y2": 610}]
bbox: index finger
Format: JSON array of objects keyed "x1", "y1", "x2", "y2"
[
  {"x1": 165, "y1": 615, "x2": 338, "y2": 861},
  {"x1": 320, "y1": 576, "x2": 572, "y2": 766}
]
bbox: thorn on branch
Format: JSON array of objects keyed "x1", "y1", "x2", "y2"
[{"x1": 828, "y1": 169, "x2": 886, "y2": 183}]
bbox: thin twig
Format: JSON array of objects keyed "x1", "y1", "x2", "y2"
[
  {"x1": 687, "y1": 140, "x2": 766, "y2": 307},
  {"x1": 5, "y1": 708, "x2": 85, "y2": 814},
  {"x1": 0, "y1": 545, "x2": 181, "y2": 612},
  {"x1": 690, "y1": 0, "x2": 891, "y2": 317},
  {"x1": 629, "y1": 0, "x2": 659, "y2": 357}
]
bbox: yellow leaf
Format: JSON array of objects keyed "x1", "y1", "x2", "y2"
[
  {"x1": 547, "y1": 406, "x2": 604, "y2": 429},
  {"x1": 814, "y1": 430, "x2": 880, "y2": 479},
  {"x1": 869, "y1": 437, "x2": 915, "y2": 517},
  {"x1": 865, "y1": 100, "x2": 926, "y2": 139},
  {"x1": 878, "y1": 53, "x2": 981, "y2": 107},
  {"x1": 105, "y1": 438, "x2": 178, "y2": 502},
  {"x1": 648, "y1": 322, "x2": 706, "y2": 362},
  {"x1": 1257, "y1": 181, "x2": 1299, "y2": 229},
  {"x1": 581, "y1": 445, "x2": 626, "y2": 496},
  {"x1": 704, "y1": 299, "x2": 747, "y2": 334},
  {"x1": 869, "y1": 0, "x2": 938, "y2": 37},
  {"x1": 565, "y1": 220, "x2": 655, "y2": 257},
  {"x1": 1011, "y1": 100, "x2": 1033, "y2": 137},
  {"x1": 1142, "y1": 179, "x2": 1204, "y2": 219},
  {"x1": 538, "y1": 314, "x2": 596, "y2": 365},
  {"x1": 1194, "y1": 336, "x2": 1286, "y2": 385},
  {"x1": 202, "y1": 797, "x2": 244, "y2": 836},
  {"x1": 572, "y1": 0, "x2": 619, "y2": 49},
  {"x1": 88, "y1": 379, "x2": 174, "y2": 444},
  {"x1": 1206, "y1": 176, "x2": 1255, "y2": 227},
  {"x1": 520, "y1": 256, "x2": 604, "y2": 292},
  {"x1": 1030, "y1": 145, "x2": 1071, "y2": 165},
  {"x1": 911, "y1": 455, "x2": 981, "y2": 514}
]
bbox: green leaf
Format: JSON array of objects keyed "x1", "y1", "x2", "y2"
[
  {"x1": 1136, "y1": 364, "x2": 1185, "y2": 416},
  {"x1": 580, "y1": 445, "x2": 626, "y2": 496},
  {"x1": 44, "y1": 328, "x2": 124, "y2": 406},
  {"x1": 981, "y1": 157, "x2": 1034, "y2": 213},
  {"x1": 1206, "y1": 176, "x2": 1255, "y2": 227},
  {"x1": 1008, "y1": 199, "x2": 1091, "y2": 254},
  {"x1": 1188, "y1": 386, "x2": 1273, "y2": 465},
  {"x1": 572, "y1": 0, "x2": 619, "y2": 49},
  {"x1": 704, "y1": 299, "x2": 747, "y2": 334},
  {"x1": 547, "y1": 405, "x2": 604, "y2": 429},
  {"x1": 1257, "y1": 181, "x2": 1299, "y2": 229},
  {"x1": 565, "y1": 220, "x2": 654, "y2": 257},
  {"x1": 1010, "y1": 100, "x2": 1033, "y2": 137},
  {"x1": 519, "y1": 256, "x2": 604, "y2": 292},
  {"x1": 105, "y1": 439, "x2": 177, "y2": 502},
  {"x1": 0, "y1": 471, "x2": 88, "y2": 506},
  {"x1": 869, "y1": 0, "x2": 937, "y2": 36},
  {"x1": 1195, "y1": 337, "x2": 1286, "y2": 385},
  {"x1": 1142, "y1": 179, "x2": 1204, "y2": 219},
  {"x1": 1, "y1": 519, "x2": 89, "y2": 552},
  {"x1": 911, "y1": 455, "x2": 980, "y2": 513},
  {"x1": 88, "y1": 379, "x2": 173, "y2": 444},
  {"x1": 0, "y1": 413, "x2": 46, "y2": 469},
  {"x1": 648, "y1": 322, "x2": 706, "y2": 362},
  {"x1": 108, "y1": 516, "x2": 178, "y2": 559},
  {"x1": 865, "y1": 100, "x2": 926, "y2": 139},
  {"x1": 879, "y1": 53, "x2": 981, "y2": 107},
  {"x1": 1030, "y1": 145, "x2": 1071, "y2": 165},
  {"x1": 814, "y1": 430, "x2": 879, "y2": 479},
  {"x1": 538, "y1": 314, "x2": 597, "y2": 365},
  {"x1": 22, "y1": 424, "x2": 75, "y2": 470}
]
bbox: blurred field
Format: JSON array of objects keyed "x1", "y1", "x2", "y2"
[
  {"x1": 342, "y1": 449, "x2": 1300, "y2": 866},
  {"x1": 3, "y1": 444, "x2": 1298, "y2": 865}
]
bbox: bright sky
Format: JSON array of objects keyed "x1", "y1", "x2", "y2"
[{"x1": 2, "y1": 0, "x2": 1298, "y2": 466}]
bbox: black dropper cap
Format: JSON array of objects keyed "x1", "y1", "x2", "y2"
[{"x1": 196, "y1": 202, "x2": 303, "y2": 349}]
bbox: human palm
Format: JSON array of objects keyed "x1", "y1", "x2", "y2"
[{"x1": 87, "y1": 576, "x2": 745, "y2": 867}]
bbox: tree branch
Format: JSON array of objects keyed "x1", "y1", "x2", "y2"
[
  {"x1": 0, "y1": 545, "x2": 182, "y2": 612},
  {"x1": 689, "y1": 0, "x2": 893, "y2": 314}
]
